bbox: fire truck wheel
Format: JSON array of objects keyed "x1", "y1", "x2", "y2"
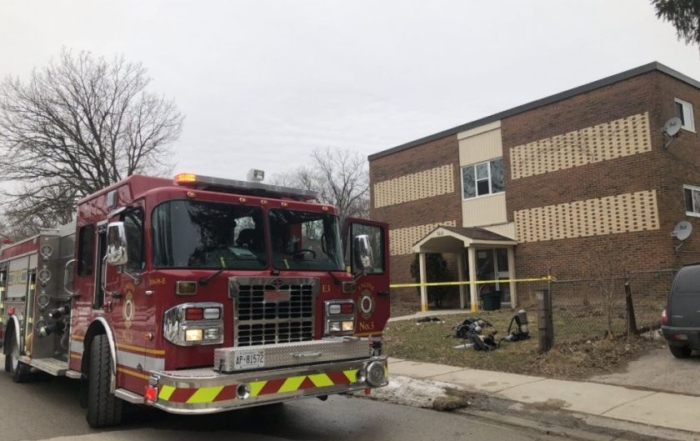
[
  {"x1": 86, "y1": 335, "x2": 123, "y2": 428},
  {"x1": 7, "y1": 336, "x2": 31, "y2": 383}
]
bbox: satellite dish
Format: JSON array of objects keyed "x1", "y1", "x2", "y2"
[
  {"x1": 671, "y1": 220, "x2": 693, "y2": 241},
  {"x1": 663, "y1": 117, "x2": 682, "y2": 149},
  {"x1": 664, "y1": 117, "x2": 682, "y2": 137}
]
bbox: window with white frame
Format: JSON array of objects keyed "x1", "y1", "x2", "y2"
[
  {"x1": 461, "y1": 158, "x2": 504, "y2": 199},
  {"x1": 675, "y1": 98, "x2": 695, "y2": 132},
  {"x1": 684, "y1": 185, "x2": 700, "y2": 217}
]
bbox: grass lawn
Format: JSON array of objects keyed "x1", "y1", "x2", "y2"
[{"x1": 383, "y1": 309, "x2": 658, "y2": 379}]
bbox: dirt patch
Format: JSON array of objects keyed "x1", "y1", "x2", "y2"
[
  {"x1": 590, "y1": 343, "x2": 700, "y2": 395},
  {"x1": 529, "y1": 336, "x2": 658, "y2": 379}
]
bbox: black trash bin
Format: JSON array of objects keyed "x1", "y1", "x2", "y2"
[{"x1": 481, "y1": 291, "x2": 502, "y2": 311}]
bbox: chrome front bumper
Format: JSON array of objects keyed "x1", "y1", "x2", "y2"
[{"x1": 146, "y1": 356, "x2": 388, "y2": 415}]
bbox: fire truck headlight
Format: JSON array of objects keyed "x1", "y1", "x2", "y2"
[
  {"x1": 324, "y1": 300, "x2": 355, "y2": 336},
  {"x1": 203, "y1": 307, "x2": 221, "y2": 320},
  {"x1": 185, "y1": 329, "x2": 203, "y2": 342},
  {"x1": 164, "y1": 302, "x2": 224, "y2": 346},
  {"x1": 204, "y1": 327, "x2": 221, "y2": 341}
]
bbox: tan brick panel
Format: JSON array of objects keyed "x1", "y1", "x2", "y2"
[
  {"x1": 510, "y1": 113, "x2": 651, "y2": 180},
  {"x1": 389, "y1": 220, "x2": 457, "y2": 256},
  {"x1": 515, "y1": 190, "x2": 659, "y2": 243},
  {"x1": 373, "y1": 165, "x2": 454, "y2": 208}
]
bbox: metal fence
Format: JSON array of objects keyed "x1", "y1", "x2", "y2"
[{"x1": 549, "y1": 270, "x2": 675, "y2": 345}]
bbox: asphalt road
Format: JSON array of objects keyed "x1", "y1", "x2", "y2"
[{"x1": 0, "y1": 371, "x2": 571, "y2": 441}]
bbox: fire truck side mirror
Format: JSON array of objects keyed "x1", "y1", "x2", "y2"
[
  {"x1": 353, "y1": 234, "x2": 374, "y2": 271},
  {"x1": 106, "y1": 222, "x2": 129, "y2": 267}
]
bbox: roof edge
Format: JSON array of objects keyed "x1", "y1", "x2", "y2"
[{"x1": 369, "y1": 62, "x2": 696, "y2": 161}]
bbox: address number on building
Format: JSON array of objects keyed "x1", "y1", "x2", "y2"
[{"x1": 234, "y1": 349, "x2": 265, "y2": 370}]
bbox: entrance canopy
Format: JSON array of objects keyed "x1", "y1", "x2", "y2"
[
  {"x1": 412, "y1": 226, "x2": 516, "y2": 253},
  {"x1": 411, "y1": 226, "x2": 517, "y2": 312}
]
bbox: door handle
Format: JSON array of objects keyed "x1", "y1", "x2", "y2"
[
  {"x1": 101, "y1": 255, "x2": 109, "y2": 296},
  {"x1": 63, "y1": 259, "x2": 76, "y2": 296}
]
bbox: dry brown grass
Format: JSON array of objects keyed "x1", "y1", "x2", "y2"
[{"x1": 384, "y1": 309, "x2": 657, "y2": 379}]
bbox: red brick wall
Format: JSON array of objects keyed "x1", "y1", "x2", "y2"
[
  {"x1": 502, "y1": 71, "x2": 700, "y2": 300},
  {"x1": 369, "y1": 135, "x2": 462, "y2": 309},
  {"x1": 370, "y1": 69, "x2": 700, "y2": 311}
]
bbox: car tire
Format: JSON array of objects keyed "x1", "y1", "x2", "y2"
[
  {"x1": 86, "y1": 335, "x2": 123, "y2": 428},
  {"x1": 669, "y1": 344, "x2": 692, "y2": 359}
]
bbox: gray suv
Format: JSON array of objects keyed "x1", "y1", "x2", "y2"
[{"x1": 662, "y1": 264, "x2": 700, "y2": 358}]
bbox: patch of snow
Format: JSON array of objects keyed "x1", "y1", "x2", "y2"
[{"x1": 364, "y1": 375, "x2": 460, "y2": 409}]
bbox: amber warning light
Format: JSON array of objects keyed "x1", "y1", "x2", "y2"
[{"x1": 175, "y1": 173, "x2": 197, "y2": 184}]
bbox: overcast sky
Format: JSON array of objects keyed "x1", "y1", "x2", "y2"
[{"x1": 1, "y1": 0, "x2": 699, "y2": 182}]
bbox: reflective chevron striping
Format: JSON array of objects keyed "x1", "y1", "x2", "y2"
[
  {"x1": 308, "y1": 373, "x2": 335, "y2": 388},
  {"x1": 158, "y1": 369, "x2": 359, "y2": 403},
  {"x1": 278, "y1": 376, "x2": 305, "y2": 393},
  {"x1": 187, "y1": 386, "x2": 225, "y2": 404},
  {"x1": 159, "y1": 385, "x2": 176, "y2": 401}
]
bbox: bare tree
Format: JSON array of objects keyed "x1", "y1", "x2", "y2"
[
  {"x1": 651, "y1": 0, "x2": 700, "y2": 48},
  {"x1": 272, "y1": 147, "x2": 369, "y2": 223},
  {"x1": 0, "y1": 49, "x2": 183, "y2": 228},
  {"x1": 584, "y1": 239, "x2": 632, "y2": 338}
]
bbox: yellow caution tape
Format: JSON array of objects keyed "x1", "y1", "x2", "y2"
[{"x1": 390, "y1": 275, "x2": 555, "y2": 289}]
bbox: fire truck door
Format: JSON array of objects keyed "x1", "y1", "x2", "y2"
[
  {"x1": 109, "y1": 207, "x2": 149, "y2": 377},
  {"x1": 344, "y1": 218, "x2": 390, "y2": 337}
]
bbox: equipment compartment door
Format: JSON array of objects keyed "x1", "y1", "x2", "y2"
[{"x1": 343, "y1": 218, "x2": 390, "y2": 337}]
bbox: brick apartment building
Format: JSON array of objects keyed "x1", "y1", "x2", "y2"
[{"x1": 369, "y1": 62, "x2": 700, "y2": 311}]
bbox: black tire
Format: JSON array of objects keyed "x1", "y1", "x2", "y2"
[
  {"x1": 86, "y1": 335, "x2": 123, "y2": 428},
  {"x1": 6, "y1": 336, "x2": 31, "y2": 383},
  {"x1": 669, "y1": 344, "x2": 692, "y2": 359}
]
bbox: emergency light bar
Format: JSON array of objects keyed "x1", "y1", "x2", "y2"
[{"x1": 174, "y1": 173, "x2": 320, "y2": 201}]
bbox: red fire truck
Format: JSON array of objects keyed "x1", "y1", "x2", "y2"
[{"x1": 0, "y1": 171, "x2": 389, "y2": 428}]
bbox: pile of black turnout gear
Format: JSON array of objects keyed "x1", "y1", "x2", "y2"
[
  {"x1": 452, "y1": 317, "x2": 498, "y2": 351},
  {"x1": 451, "y1": 310, "x2": 530, "y2": 351}
]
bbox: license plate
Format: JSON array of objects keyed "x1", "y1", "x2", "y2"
[{"x1": 234, "y1": 349, "x2": 265, "y2": 370}]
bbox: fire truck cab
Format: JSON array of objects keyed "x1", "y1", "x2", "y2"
[{"x1": 0, "y1": 172, "x2": 390, "y2": 428}]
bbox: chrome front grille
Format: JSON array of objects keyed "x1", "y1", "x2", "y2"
[{"x1": 229, "y1": 277, "x2": 318, "y2": 347}]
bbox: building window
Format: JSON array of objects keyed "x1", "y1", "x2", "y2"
[
  {"x1": 675, "y1": 98, "x2": 695, "y2": 132},
  {"x1": 462, "y1": 158, "x2": 504, "y2": 199},
  {"x1": 685, "y1": 185, "x2": 700, "y2": 217}
]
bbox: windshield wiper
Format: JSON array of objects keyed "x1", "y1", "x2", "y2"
[{"x1": 199, "y1": 269, "x2": 225, "y2": 286}]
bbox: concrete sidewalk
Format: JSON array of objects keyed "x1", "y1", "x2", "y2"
[{"x1": 389, "y1": 357, "x2": 700, "y2": 434}]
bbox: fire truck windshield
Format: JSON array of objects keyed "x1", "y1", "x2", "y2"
[
  {"x1": 152, "y1": 200, "x2": 267, "y2": 269},
  {"x1": 269, "y1": 209, "x2": 344, "y2": 272},
  {"x1": 151, "y1": 201, "x2": 345, "y2": 272}
]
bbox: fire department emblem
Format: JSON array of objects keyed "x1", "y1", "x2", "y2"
[
  {"x1": 269, "y1": 279, "x2": 284, "y2": 290},
  {"x1": 264, "y1": 279, "x2": 291, "y2": 302},
  {"x1": 123, "y1": 290, "x2": 134, "y2": 329},
  {"x1": 359, "y1": 287, "x2": 375, "y2": 320}
]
